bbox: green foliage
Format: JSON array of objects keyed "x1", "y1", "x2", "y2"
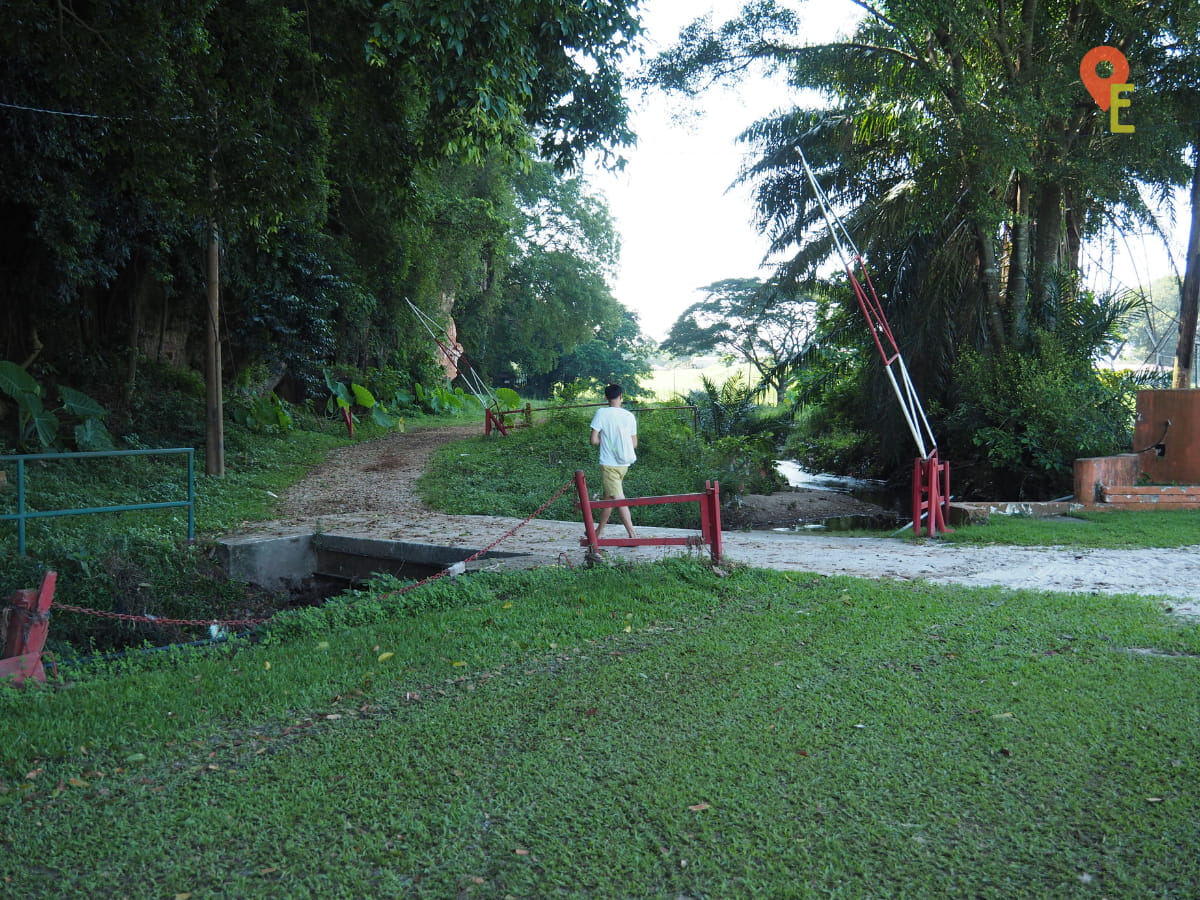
[
  {"x1": 0, "y1": 361, "x2": 113, "y2": 451},
  {"x1": 676, "y1": 374, "x2": 789, "y2": 493},
  {"x1": 946, "y1": 336, "x2": 1137, "y2": 498},
  {"x1": 1, "y1": 563, "x2": 1197, "y2": 897},
  {"x1": 0, "y1": 360, "x2": 57, "y2": 450},
  {"x1": 367, "y1": 0, "x2": 641, "y2": 168},
  {"x1": 414, "y1": 382, "x2": 473, "y2": 416},
  {"x1": 493, "y1": 387, "x2": 522, "y2": 411},
  {"x1": 0, "y1": 0, "x2": 650, "y2": 418},
  {"x1": 228, "y1": 393, "x2": 294, "y2": 435},
  {"x1": 323, "y1": 369, "x2": 402, "y2": 431}
]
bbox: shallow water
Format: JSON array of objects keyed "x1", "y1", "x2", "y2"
[{"x1": 773, "y1": 460, "x2": 906, "y2": 531}]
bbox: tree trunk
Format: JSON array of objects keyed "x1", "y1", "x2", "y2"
[
  {"x1": 1172, "y1": 142, "x2": 1200, "y2": 389},
  {"x1": 1031, "y1": 180, "x2": 1065, "y2": 333},
  {"x1": 1008, "y1": 171, "x2": 1031, "y2": 336},
  {"x1": 977, "y1": 223, "x2": 1007, "y2": 347}
]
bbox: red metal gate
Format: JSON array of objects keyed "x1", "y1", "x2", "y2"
[{"x1": 574, "y1": 471, "x2": 723, "y2": 565}]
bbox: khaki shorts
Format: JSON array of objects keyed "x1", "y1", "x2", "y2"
[{"x1": 599, "y1": 465, "x2": 629, "y2": 499}]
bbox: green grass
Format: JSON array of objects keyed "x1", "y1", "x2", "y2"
[
  {"x1": 3, "y1": 414, "x2": 1200, "y2": 896},
  {"x1": 939, "y1": 507, "x2": 1200, "y2": 549},
  {"x1": 418, "y1": 405, "x2": 717, "y2": 528},
  {"x1": 2, "y1": 561, "x2": 1197, "y2": 897}
]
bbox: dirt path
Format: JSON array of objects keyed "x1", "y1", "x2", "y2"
[{"x1": 262, "y1": 425, "x2": 1200, "y2": 618}]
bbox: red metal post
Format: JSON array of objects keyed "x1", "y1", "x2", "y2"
[
  {"x1": 576, "y1": 470, "x2": 600, "y2": 554},
  {"x1": 484, "y1": 408, "x2": 510, "y2": 437},
  {"x1": 706, "y1": 481, "x2": 723, "y2": 564},
  {"x1": 0, "y1": 570, "x2": 56, "y2": 685},
  {"x1": 912, "y1": 453, "x2": 951, "y2": 537}
]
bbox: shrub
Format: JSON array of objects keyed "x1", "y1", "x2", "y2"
[{"x1": 944, "y1": 334, "x2": 1136, "y2": 499}]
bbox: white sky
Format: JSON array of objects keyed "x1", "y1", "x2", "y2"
[
  {"x1": 588, "y1": 0, "x2": 1187, "y2": 344},
  {"x1": 586, "y1": 0, "x2": 865, "y2": 342}
]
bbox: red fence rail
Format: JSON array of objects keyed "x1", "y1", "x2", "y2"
[
  {"x1": 912, "y1": 451, "x2": 951, "y2": 537},
  {"x1": 574, "y1": 470, "x2": 722, "y2": 565}
]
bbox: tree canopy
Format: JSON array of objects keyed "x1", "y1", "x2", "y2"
[
  {"x1": 660, "y1": 277, "x2": 817, "y2": 404},
  {"x1": 0, "y1": 0, "x2": 649, "y2": 444},
  {"x1": 647, "y1": 0, "x2": 1200, "y2": 491}
]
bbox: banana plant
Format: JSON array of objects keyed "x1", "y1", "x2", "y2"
[
  {"x1": 0, "y1": 361, "x2": 114, "y2": 451},
  {"x1": 324, "y1": 369, "x2": 401, "y2": 437}
]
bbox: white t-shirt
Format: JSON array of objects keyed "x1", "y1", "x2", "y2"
[{"x1": 590, "y1": 405, "x2": 638, "y2": 467}]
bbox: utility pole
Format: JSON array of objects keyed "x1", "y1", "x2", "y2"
[{"x1": 205, "y1": 162, "x2": 224, "y2": 476}]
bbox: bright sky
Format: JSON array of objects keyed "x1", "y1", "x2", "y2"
[
  {"x1": 587, "y1": 0, "x2": 865, "y2": 342},
  {"x1": 589, "y1": 0, "x2": 1187, "y2": 345}
]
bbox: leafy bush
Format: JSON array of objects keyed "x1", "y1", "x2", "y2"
[
  {"x1": 677, "y1": 374, "x2": 789, "y2": 493},
  {"x1": 944, "y1": 335, "x2": 1136, "y2": 498},
  {"x1": 0, "y1": 361, "x2": 114, "y2": 451}
]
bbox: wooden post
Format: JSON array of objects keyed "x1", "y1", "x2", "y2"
[{"x1": 205, "y1": 163, "x2": 224, "y2": 476}]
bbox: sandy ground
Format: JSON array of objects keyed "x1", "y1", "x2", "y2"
[{"x1": 253, "y1": 425, "x2": 1200, "y2": 619}]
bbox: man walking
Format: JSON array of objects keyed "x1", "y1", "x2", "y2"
[{"x1": 589, "y1": 383, "x2": 638, "y2": 539}]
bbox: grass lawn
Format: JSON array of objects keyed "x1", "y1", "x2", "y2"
[
  {"x1": 2, "y1": 559, "x2": 1198, "y2": 898},
  {"x1": 2, "y1": 418, "x2": 1199, "y2": 897},
  {"x1": 642, "y1": 360, "x2": 761, "y2": 401}
]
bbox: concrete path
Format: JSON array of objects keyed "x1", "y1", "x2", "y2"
[{"x1": 235, "y1": 511, "x2": 1200, "y2": 618}]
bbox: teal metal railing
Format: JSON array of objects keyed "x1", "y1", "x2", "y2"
[{"x1": 0, "y1": 448, "x2": 195, "y2": 555}]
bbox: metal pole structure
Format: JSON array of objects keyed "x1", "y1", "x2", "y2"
[{"x1": 793, "y1": 148, "x2": 949, "y2": 534}]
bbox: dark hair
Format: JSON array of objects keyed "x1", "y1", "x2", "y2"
[{"x1": 604, "y1": 384, "x2": 623, "y2": 401}]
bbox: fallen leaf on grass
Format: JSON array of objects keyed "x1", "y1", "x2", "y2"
[
  {"x1": 377, "y1": 652, "x2": 394, "y2": 663},
  {"x1": 688, "y1": 802, "x2": 711, "y2": 811},
  {"x1": 514, "y1": 848, "x2": 531, "y2": 856}
]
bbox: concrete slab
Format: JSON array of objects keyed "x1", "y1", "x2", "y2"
[{"x1": 220, "y1": 509, "x2": 1200, "y2": 618}]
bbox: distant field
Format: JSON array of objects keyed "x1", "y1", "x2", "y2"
[{"x1": 643, "y1": 360, "x2": 760, "y2": 400}]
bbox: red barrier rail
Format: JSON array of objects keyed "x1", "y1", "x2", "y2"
[
  {"x1": 912, "y1": 451, "x2": 952, "y2": 537},
  {"x1": 485, "y1": 403, "x2": 698, "y2": 436},
  {"x1": 574, "y1": 470, "x2": 722, "y2": 565},
  {"x1": 1, "y1": 570, "x2": 56, "y2": 685}
]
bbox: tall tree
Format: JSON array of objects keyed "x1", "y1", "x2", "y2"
[
  {"x1": 0, "y1": 0, "x2": 646, "y2": 459},
  {"x1": 647, "y1": 0, "x2": 1197, "y2": 475},
  {"x1": 661, "y1": 277, "x2": 816, "y2": 404},
  {"x1": 456, "y1": 161, "x2": 639, "y2": 395}
]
